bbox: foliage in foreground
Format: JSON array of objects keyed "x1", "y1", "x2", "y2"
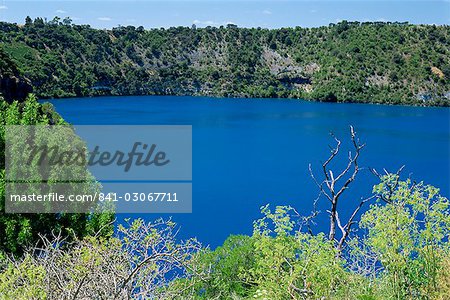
[
  {"x1": 0, "y1": 95, "x2": 114, "y2": 256},
  {"x1": 174, "y1": 175, "x2": 450, "y2": 299},
  {"x1": 0, "y1": 218, "x2": 205, "y2": 299},
  {"x1": 0, "y1": 174, "x2": 449, "y2": 299}
]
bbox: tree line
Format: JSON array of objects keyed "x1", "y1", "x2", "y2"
[{"x1": 0, "y1": 18, "x2": 449, "y2": 105}]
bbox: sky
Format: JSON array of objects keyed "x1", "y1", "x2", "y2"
[{"x1": 0, "y1": 0, "x2": 449, "y2": 29}]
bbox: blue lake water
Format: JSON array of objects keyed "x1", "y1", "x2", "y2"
[{"x1": 45, "y1": 96, "x2": 450, "y2": 248}]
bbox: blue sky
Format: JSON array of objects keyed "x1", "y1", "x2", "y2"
[{"x1": 0, "y1": 1, "x2": 449, "y2": 29}]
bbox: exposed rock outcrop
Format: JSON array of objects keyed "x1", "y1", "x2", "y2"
[
  {"x1": 0, "y1": 48, "x2": 32, "y2": 102},
  {"x1": 0, "y1": 74, "x2": 33, "y2": 102}
]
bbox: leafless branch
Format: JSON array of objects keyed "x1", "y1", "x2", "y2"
[
  {"x1": 370, "y1": 165, "x2": 405, "y2": 203},
  {"x1": 309, "y1": 126, "x2": 373, "y2": 253},
  {"x1": 3, "y1": 218, "x2": 207, "y2": 299}
]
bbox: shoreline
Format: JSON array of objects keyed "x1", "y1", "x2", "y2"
[{"x1": 40, "y1": 93, "x2": 450, "y2": 109}]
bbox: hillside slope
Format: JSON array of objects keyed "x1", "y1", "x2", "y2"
[{"x1": 1, "y1": 19, "x2": 449, "y2": 105}]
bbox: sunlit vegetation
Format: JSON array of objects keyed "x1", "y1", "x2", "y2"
[
  {"x1": 0, "y1": 18, "x2": 449, "y2": 105},
  {"x1": 0, "y1": 175, "x2": 448, "y2": 299}
]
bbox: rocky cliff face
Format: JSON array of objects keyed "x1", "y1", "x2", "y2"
[
  {"x1": 1, "y1": 21, "x2": 449, "y2": 105},
  {"x1": 0, "y1": 48, "x2": 32, "y2": 102},
  {"x1": 0, "y1": 74, "x2": 33, "y2": 102}
]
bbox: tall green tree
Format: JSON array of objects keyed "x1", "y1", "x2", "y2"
[{"x1": 0, "y1": 95, "x2": 114, "y2": 256}]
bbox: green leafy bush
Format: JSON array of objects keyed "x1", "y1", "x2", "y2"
[{"x1": 0, "y1": 95, "x2": 113, "y2": 256}]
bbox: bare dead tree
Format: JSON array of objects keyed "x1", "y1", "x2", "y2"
[{"x1": 309, "y1": 126, "x2": 375, "y2": 252}]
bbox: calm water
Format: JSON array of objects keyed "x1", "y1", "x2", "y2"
[{"x1": 45, "y1": 96, "x2": 450, "y2": 248}]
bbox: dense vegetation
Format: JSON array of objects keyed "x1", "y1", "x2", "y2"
[
  {"x1": 179, "y1": 176, "x2": 450, "y2": 299},
  {"x1": 0, "y1": 95, "x2": 114, "y2": 255},
  {"x1": 0, "y1": 18, "x2": 449, "y2": 105},
  {"x1": 0, "y1": 175, "x2": 449, "y2": 299}
]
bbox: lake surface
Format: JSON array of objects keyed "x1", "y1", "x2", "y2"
[{"x1": 45, "y1": 96, "x2": 450, "y2": 248}]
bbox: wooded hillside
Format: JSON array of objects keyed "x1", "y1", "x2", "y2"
[{"x1": 1, "y1": 18, "x2": 449, "y2": 105}]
